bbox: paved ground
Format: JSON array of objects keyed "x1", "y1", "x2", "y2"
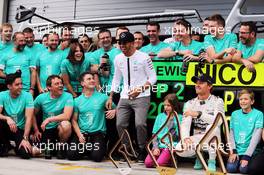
[{"x1": 0, "y1": 155, "x2": 242, "y2": 175}]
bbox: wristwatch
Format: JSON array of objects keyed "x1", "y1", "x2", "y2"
[{"x1": 23, "y1": 135, "x2": 29, "y2": 141}]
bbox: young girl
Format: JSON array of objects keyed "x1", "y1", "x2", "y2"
[
  {"x1": 227, "y1": 89, "x2": 263, "y2": 174},
  {"x1": 145, "y1": 93, "x2": 182, "y2": 168}
]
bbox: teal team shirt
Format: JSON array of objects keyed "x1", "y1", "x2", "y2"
[
  {"x1": 152, "y1": 112, "x2": 182, "y2": 148},
  {"x1": 204, "y1": 33, "x2": 237, "y2": 53},
  {"x1": 36, "y1": 49, "x2": 65, "y2": 89},
  {"x1": 140, "y1": 41, "x2": 169, "y2": 60},
  {"x1": 61, "y1": 57, "x2": 92, "y2": 92},
  {"x1": 0, "y1": 41, "x2": 13, "y2": 84},
  {"x1": 85, "y1": 52, "x2": 93, "y2": 59},
  {"x1": 24, "y1": 43, "x2": 46, "y2": 63},
  {"x1": 0, "y1": 90, "x2": 34, "y2": 129},
  {"x1": 230, "y1": 108, "x2": 263, "y2": 155},
  {"x1": 34, "y1": 92, "x2": 73, "y2": 129},
  {"x1": 57, "y1": 45, "x2": 70, "y2": 60},
  {"x1": 169, "y1": 40, "x2": 203, "y2": 60},
  {"x1": 90, "y1": 47, "x2": 121, "y2": 93},
  {"x1": 0, "y1": 41, "x2": 13, "y2": 52},
  {"x1": 237, "y1": 38, "x2": 264, "y2": 61},
  {"x1": 0, "y1": 49, "x2": 35, "y2": 91},
  {"x1": 74, "y1": 91, "x2": 115, "y2": 133}
]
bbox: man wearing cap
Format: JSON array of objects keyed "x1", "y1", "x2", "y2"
[
  {"x1": 106, "y1": 31, "x2": 157, "y2": 162},
  {"x1": 175, "y1": 74, "x2": 224, "y2": 171}
]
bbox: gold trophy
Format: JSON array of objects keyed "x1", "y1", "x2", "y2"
[
  {"x1": 146, "y1": 111, "x2": 182, "y2": 175},
  {"x1": 109, "y1": 129, "x2": 137, "y2": 175}
]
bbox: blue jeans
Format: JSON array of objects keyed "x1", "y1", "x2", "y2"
[{"x1": 226, "y1": 156, "x2": 248, "y2": 174}]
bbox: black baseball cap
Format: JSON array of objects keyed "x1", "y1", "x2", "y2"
[
  {"x1": 191, "y1": 74, "x2": 213, "y2": 84},
  {"x1": 118, "y1": 32, "x2": 134, "y2": 44}
]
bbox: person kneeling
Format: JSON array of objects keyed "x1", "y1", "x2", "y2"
[
  {"x1": 67, "y1": 72, "x2": 116, "y2": 162},
  {"x1": 0, "y1": 71, "x2": 34, "y2": 159},
  {"x1": 33, "y1": 75, "x2": 73, "y2": 159},
  {"x1": 227, "y1": 89, "x2": 263, "y2": 174}
]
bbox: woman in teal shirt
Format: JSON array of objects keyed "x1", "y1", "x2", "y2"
[{"x1": 61, "y1": 42, "x2": 92, "y2": 98}]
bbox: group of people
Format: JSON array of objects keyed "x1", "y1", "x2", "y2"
[{"x1": 0, "y1": 12, "x2": 263, "y2": 175}]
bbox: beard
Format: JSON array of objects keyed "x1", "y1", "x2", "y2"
[
  {"x1": 240, "y1": 37, "x2": 251, "y2": 45},
  {"x1": 49, "y1": 44, "x2": 58, "y2": 51},
  {"x1": 16, "y1": 44, "x2": 25, "y2": 52},
  {"x1": 26, "y1": 42, "x2": 34, "y2": 48}
]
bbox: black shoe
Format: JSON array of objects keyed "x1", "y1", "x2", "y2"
[
  {"x1": 137, "y1": 149, "x2": 147, "y2": 163},
  {"x1": 44, "y1": 148, "x2": 52, "y2": 159},
  {"x1": 57, "y1": 149, "x2": 66, "y2": 159},
  {"x1": 0, "y1": 144, "x2": 9, "y2": 157},
  {"x1": 57, "y1": 144, "x2": 67, "y2": 159}
]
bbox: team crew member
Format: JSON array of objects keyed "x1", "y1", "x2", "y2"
[
  {"x1": 227, "y1": 89, "x2": 263, "y2": 174},
  {"x1": 140, "y1": 22, "x2": 169, "y2": 60},
  {"x1": 232, "y1": 21, "x2": 264, "y2": 72},
  {"x1": 33, "y1": 75, "x2": 73, "y2": 159},
  {"x1": 67, "y1": 72, "x2": 116, "y2": 162},
  {"x1": 90, "y1": 29, "x2": 120, "y2": 93},
  {"x1": 0, "y1": 23, "x2": 13, "y2": 51},
  {"x1": 59, "y1": 25, "x2": 73, "y2": 59},
  {"x1": 41, "y1": 33, "x2": 49, "y2": 48},
  {"x1": 204, "y1": 14, "x2": 237, "y2": 64},
  {"x1": 0, "y1": 23, "x2": 13, "y2": 90},
  {"x1": 78, "y1": 33, "x2": 96, "y2": 53},
  {"x1": 61, "y1": 42, "x2": 93, "y2": 98},
  {"x1": 106, "y1": 32, "x2": 157, "y2": 162},
  {"x1": 134, "y1": 31, "x2": 144, "y2": 50},
  {"x1": 175, "y1": 74, "x2": 225, "y2": 171},
  {"x1": 158, "y1": 19, "x2": 203, "y2": 61},
  {"x1": 23, "y1": 27, "x2": 46, "y2": 57},
  {"x1": 36, "y1": 32, "x2": 65, "y2": 93},
  {"x1": 0, "y1": 32, "x2": 36, "y2": 94},
  {"x1": 0, "y1": 71, "x2": 34, "y2": 159}
]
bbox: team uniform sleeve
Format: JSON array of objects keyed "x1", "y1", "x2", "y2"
[
  {"x1": 60, "y1": 59, "x2": 68, "y2": 74},
  {"x1": 34, "y1": 95, "x2": 41, "y2": 110},
  {"x1": 28, "y1": 52, "x2": 36, "y2": 68},
  {"x1": 73, "y1": 98, "x2": 79, "y2": 114},
  {"x1": 65, "y1": 93, "x2": 74, "y2": 107},
  {"x1": 110, "y1": 57, "x2": 122, "y2": 92},
  {"x1": 204, "y1": 35, "x2": 214, "y2": 50},
  {"x1": 144, "y1": 56, "x2": 157, "y2": 85},
  {"x1": 0, "y1": 93, "x2": 4, "y2": 107},
  {"x1": 0, "y1": 54, "x2": 6, "y2": 70},
  {"x1": 230, "y1": 33, "x2": 238, "y2": 49},
  {"x1": 25, "y1": 93, "x2": 34, "y2": 109},
  {"x1": 257, "y1": 39, "x2": 264, "y2": 51}
]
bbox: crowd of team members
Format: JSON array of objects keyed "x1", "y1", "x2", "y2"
[{"x1": 0, "y1": 13, "x2": 263, "y2": 174}]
